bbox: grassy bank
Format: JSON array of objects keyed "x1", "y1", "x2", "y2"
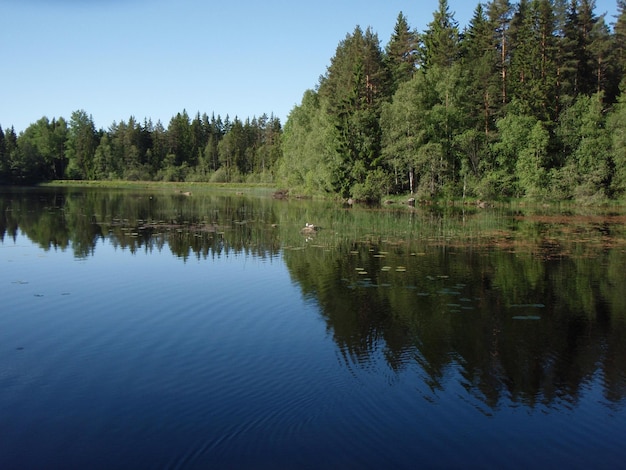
[{"x1": 39, "y1": 180, "x2": 277, "y2": 195}]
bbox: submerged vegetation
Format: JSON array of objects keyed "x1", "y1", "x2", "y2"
[{"x1": 3, "y1": 1, "x2": 626, "y2": 203}]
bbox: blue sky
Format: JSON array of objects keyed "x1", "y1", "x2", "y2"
[{"x1": 2, "y1": 0, "x2": 619, "y2": 133}]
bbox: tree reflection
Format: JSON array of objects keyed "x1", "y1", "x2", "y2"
[
  {"x1": 0, "y1": 187, "x2": 281, "y2": 260},
  {"x1": 2, "y1": 187, "x2": 625, "y2": 410},
  {"x1": 284, "y1": 236, "x2": 626, "y2": 410}
]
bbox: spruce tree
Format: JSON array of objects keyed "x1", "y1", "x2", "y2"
[
  {"x1": 318, "y1": 26, "x2": 388, "y2": 197},
  {"x1": 462, "y1": 4, "x2": 500, "y2": 134},
  {"x1": 385, "y1": 12, "x2": 419, "y2": 94},
  {"x1": 560, "y1": 0, "x2": 597, "y2": 100},
  {"x1": 420, "y1": 0, "x2": 461, "y2": 70},
  {"x1": 509, "y1": 0, "x2": 559, "y2": 121},
  {"x1": 0, "y1": 126, "x2": 6, "y2": 181},
  {"x1": 66, "y1": 110, "x2": 98, "y2": 180}
]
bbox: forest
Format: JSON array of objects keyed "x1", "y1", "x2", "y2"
[{"x1": 2, "y1": 0, "x2": 626, "y2": 202}]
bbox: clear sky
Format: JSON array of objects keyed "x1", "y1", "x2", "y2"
[{"x1": 2, "y1": 0, "x2": 619, "y2": 133}]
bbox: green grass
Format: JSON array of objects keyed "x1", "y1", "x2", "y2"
[{"x1": 39, "y1": 179, "x2": 277, "y2": 195}]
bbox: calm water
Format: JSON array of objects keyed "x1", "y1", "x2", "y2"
[{"x1": 1, "y1": 187, "x2": 625, "y2": 469}]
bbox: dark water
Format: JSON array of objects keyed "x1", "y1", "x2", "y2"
[{"x1": 1, "y1": 187, "x2": 625, "y2": 469}]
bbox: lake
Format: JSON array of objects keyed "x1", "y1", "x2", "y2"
[{"x1": 1, "y1": 186, "x2": 625, "y2": 469}]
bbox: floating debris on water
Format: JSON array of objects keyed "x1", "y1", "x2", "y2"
[
  {"x1": 438, "y1": 289, "x2": 461, "y2": 295},
  {"x1": 513, "y1": 315, "x2": 542, "y2": 320},
  {"x1": 511, "y1": 304, "x2": 546, "y2": 308}
]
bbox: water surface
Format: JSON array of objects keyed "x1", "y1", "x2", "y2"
[{"x1": 1, "y1": 187, "x2": 625, "y2": 468}]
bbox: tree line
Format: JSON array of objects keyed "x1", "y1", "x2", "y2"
[
  {"x1": 279, "y1": 0, "x2": 626, "y2": 202},
  {"x1": 0, "y1": 110, "x2": 281, "y2": 184},
  {"x1": 3, "y1": 0, "x2": 626, "y2": 203}
]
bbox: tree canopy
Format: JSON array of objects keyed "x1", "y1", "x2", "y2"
[{"x1": 3, "y1": 1, "x2": 626, "y2": 202}]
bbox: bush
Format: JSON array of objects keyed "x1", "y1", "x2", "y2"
[{"x1": 350, "y1": 169, "x2": 391, "y2": 203}]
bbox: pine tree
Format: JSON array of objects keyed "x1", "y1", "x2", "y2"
[{"x1": 487, "y1": 0, "x2": 515, "y2": 106}]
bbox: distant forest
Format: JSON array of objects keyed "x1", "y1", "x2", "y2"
[{"x1": 3, "y1": 0, "x2": 626, "y2": 202}]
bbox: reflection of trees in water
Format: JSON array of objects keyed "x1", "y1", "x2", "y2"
[
  {"x1": 0, "y1": 187, "x2": 282, "y2": 260},
  {"x1": 283, "y1": 239, "x2": 626, "y2": 410},
  {"x1": 3, "y1": 187, "x2": 626, "y2": 408}
]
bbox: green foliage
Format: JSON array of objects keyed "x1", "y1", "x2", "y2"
[
  {"x1": 556, "y1": 93, "x2": 611, "y2": 200},
  {"x1": 65, "y1": 110, "x2": 98, "y2": 180},
  {"x1": 12, "y1": 117, "x2": 68, "y2": 183},
  {"x1": 349, "y1": 168, "x2": 392, "y2": 202},
  {"x1": 5, "y1": 0, "x2": 626, "y2": 204},
  {"x1": 516, "y1": 120, "x2": 549, "y2": 197},
  {"x1": 381, "y1": 64, "x2": 467, "y2": 197},
  {"x1": 0, "y1": 126, "x2": 7, "y2": 182},
  {"x1": 317, "y1": 25, "x2": 390, "y2": 197},
  {"x1": 278, "y1": 90, "x2": 341, "y2": 195},
  {"x1": 607, "y1": 92, "x2": 626, "y2": 196},
  {"x1": 385, "y1": 12, "x2": 419, "y2": 93},
  {"x1": 420, "y1": 0, "x2": 461, "y2": 69}
]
